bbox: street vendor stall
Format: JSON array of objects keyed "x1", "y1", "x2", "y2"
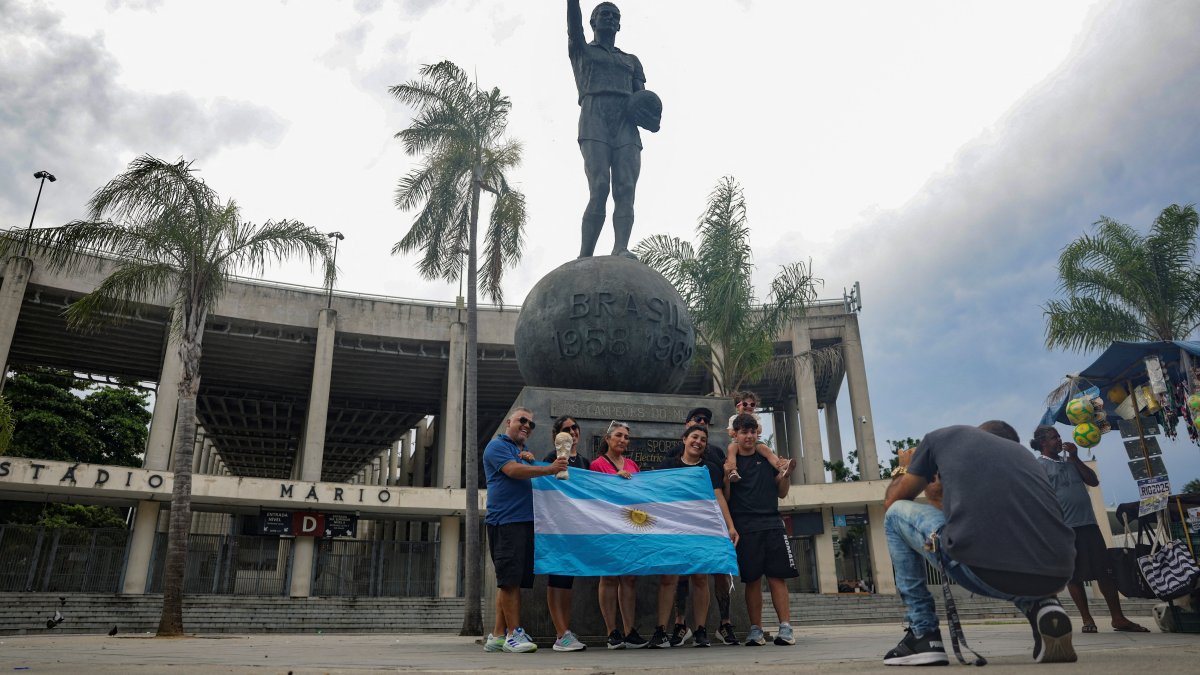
[{"x1": 1048, "y1": 341, "x2": 1200, "y2": 631}]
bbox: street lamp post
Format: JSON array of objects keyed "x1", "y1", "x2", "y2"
[
  {"x1": 326, "y1": 231, "x2": 344, "y2": 308},
  {"x1": 24, "y1": 170, "x2": 56, "y2": 255}
]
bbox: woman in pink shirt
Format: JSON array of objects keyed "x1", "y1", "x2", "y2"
[{"x1": 588, "y1": 421, "x2": 646, "y2": 648}]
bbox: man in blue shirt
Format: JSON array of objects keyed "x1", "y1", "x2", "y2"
[{"x1": 482, "y1": 407, "x2": 568, "y2": 653}]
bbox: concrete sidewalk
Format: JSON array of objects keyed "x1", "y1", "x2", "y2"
[{"x1": 0, "y1": 616, "x2": 1195, "y2": 674}]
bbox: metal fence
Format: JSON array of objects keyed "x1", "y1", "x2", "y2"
[
  {"x1": 0, "y1": 525, "x2": 128, "y2": 593},
  {"x1": 312, "y1": 539, "x2": 438, "y2": 597},
  {"x1": 0, "y1": 524, "x2": 444, "y2": 598},
  {"x1": 146, "y1": 533, "x2": 293, "y2": 596}
]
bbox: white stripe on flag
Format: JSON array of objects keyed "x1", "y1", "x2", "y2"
[{"x1": 533, "y1": 489, "x2": 728, "y2": 538}]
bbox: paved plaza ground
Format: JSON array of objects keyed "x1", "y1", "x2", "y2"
[{"x1": 0, "y1": 615, "x2": 1196, "y2": 674}]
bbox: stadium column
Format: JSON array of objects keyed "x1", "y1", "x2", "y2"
[
  {"x1": 813, "y1": 507, "x2": 839, "y2": 593},
  {"x1": 437, "y1": 318, "x2": 466, "y2": 597},
  {"x1": 784, "y1": 396, "x2": 805, "y2": 484},
  {"x1": 0, "y1": 256, "x2": 32, "y2": 382},
  {"x1": 790, "y1": 319, "x2": 825, "y2": 484},
  {"x1": 122, "y1": 324, "x2": 184, "y2": 594},
  {"x1": 843, "y1": 314, "x2": 880, "y2": 480},
  {"x1": 825, "y1": 399, "x2": 844, "y2": 466},
  {"x1": 865, "y1": 503, "x2": 896, "y2": 594},
  {"x1": 771, "y1": 410, "x2": 788, "y2": 456},
  {"x1": 290, "y1": 308, "x2": 337, "y2": 597}
]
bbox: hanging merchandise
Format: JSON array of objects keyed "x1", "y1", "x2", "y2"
[
  {"x1": 1073, "y1": 422, "x2": 1102, "y2": 448},
  {"x1": 1066, "y1": 398, "x2": 1093, "y2": 425},
  {"x1": 1145, "y1": 356, "x2": 1168, "y2": 394},
  {"x1": 1184, "y1": 384, "x2": 1200, "y2": 445}
]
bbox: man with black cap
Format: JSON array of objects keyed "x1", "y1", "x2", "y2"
[{"x1": 661, "y1": 406, "x2": 739, "y2": 646}]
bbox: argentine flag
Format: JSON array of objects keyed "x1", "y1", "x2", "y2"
[{"x1": 532, "y1": 465, "x2": 738, "y2": 576}]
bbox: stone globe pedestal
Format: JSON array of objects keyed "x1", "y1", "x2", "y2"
[{"x1": 514, "y1": 256, "x2": 695, "y2": 394}]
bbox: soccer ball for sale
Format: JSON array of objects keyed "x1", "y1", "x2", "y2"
[
  {"x1": 1073, "y1": 422, "x2": 1102, "y2": 448},
  {"x1": 1065, "y1": 398, "x2": 1093, "y2": 425},
  {"x1": 1187, "y1": 393, "x2": 1200, "y2": 415}
]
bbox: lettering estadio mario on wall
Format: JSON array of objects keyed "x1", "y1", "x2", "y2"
[{"x1": 0, "y1": 457, "x2": 435, "y2": 511}]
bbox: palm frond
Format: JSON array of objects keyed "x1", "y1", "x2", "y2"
[{"x1": 64, "y1": 261, "x2": 178, "y2": 332}]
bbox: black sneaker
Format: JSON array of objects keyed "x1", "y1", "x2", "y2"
[
  {"x1": 623, "y1": 627, "x2": 649, "y2": 649},
  {"x1": 693, "y1": 625, "x2": 710, "y2": 647},
  {"x1": 718, "y1": 622, "x2": 740, "y2": 646},
  {"x1": 1027, "y1": 600, "x2": 1076, "y2": 663},
  {"x1": 649, "y1": 625, "x2": 672, "y2": 649},
  {"x1": 883, "y1": 628, "x2": 949, "y2": 666},
  {"x1": 669, "y1": 622, "x2": 692, "y2": 647},
  {"x1": 607, "y1": 628, "x2": 625, "y2": 650}
]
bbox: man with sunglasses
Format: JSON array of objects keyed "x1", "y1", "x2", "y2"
[{"x1": 484, "y1": 408, "x2": 569, "y2": 653}]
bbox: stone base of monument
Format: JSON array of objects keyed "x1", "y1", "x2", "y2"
[{"x1": 482, "y1": 386, "x2": 752, "y2": 645}]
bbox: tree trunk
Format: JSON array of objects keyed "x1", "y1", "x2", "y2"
[
  {"x1": 156, "y1": 392, "x2": 197, "y2": 636},
  {"x1": 460, "y1": 164, "x2": 483, "y2": 636},
  {"x1": 157, "y1": 316, "x2": 204, "y2": 637}
]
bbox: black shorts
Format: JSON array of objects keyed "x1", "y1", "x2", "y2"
[
  {"x1": 736, "y1": 528, "x2": 799, "y2": 583},
  {"x1": 1069, "y1": 524, "x2": 1112, "y2": 584},
  {"x1": 548, "y1": 574, "x2": 574, "y2": 589},
  {"x1": 487, "y1": 521, "x2": 535, "y2": 589}
]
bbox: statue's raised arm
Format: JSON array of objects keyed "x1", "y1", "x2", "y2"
[
  {"x1": 567, "y1": 0, "x2": 585, "y2": 56},
  {"x1": 566, "y1": 2, "x2": 661, "y2": 259}
]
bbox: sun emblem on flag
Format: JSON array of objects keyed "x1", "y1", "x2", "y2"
[{"x1": 622, "y1": 507, "x2": 655, "y2": 530}]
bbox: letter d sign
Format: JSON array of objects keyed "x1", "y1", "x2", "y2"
[{"x1": 292, "y1": 512, "x2": 325, "y2": 535}]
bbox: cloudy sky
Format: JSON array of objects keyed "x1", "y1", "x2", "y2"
[{"x1": 3, "y1": 0, "x2": 1199, "y2": 504}]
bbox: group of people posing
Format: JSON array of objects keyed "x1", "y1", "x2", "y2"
[
  {"x1": 482, "y1": 391, "x2": 798, "y2": 653},
  {"x1": 484, "y1": 394, "x2": 1131, "y2": 665}
]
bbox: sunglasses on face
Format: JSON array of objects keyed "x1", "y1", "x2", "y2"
[
  {"x1": 560, "y1": 423, "x2": 578, "y2": 433},
  {"x1": 516, "y1": 416, "x2": 536, "y2": 430},
  {"x1": 690, "y1": 415, "x2": 711, "y2": 424}
]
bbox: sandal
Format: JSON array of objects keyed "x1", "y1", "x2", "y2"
[
  {"x1": 1081, "y1": 623, "x2": 1098, "y2": 634},
  {"x1": 727, "y1": 469, "x2": 741, "y2": 482},
  {"x1": 1113, "y1": 622, "x2": 1149, "y2": 632}
]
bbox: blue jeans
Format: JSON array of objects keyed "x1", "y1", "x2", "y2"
[{"x1": 885, "y1": 500, "x2": 1049, "y2": 635}]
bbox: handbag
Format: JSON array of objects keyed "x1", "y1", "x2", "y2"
[
  {"x1": 1108, "y1": 514, "x2": 1157, "y2": 599},
  {"x1": 1136, "y1": 515, "x2": 1200, "y2": 601}
]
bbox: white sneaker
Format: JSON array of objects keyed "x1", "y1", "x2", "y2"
[
  {"x1": 502, "y1": 627, "x2": 538, "y2": 653},
  {"x1": 484, "y1": 633, "x2": 505, "y2": 652},
  {"x1": 553, "y1": 629, "x2": 587, "y2": 652}
]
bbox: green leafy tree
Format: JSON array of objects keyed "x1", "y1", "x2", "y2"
[
  {"x1": 389, "y1": 61, "x2": 526, "y2": 636},
  {"x1": 825, "y1": 437, "x2": 918, "y2": 481},
  {"x1": 2, "y1": 368, "x2": 148, "y2": 466},
  {"x1": 0, "y1": 368, "x2": 150, "y2": 527},
  {"x1": 1044, "y1": 204, "x2": 1200, "y2": 351},
  {"x1": 0, "y1": 155, "x2": 334, "y2": 636},
  {"x1": 636, "y1": 176, "x2": 832, "y2": 394},
  {"x1": 0, "y1": 394, "x2": 13, "y2": 455},
  {"x1": 1183, "y1": 478, "x2": 1200, "y2": 495}
]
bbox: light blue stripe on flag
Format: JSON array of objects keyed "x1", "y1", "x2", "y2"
[{"x1": 532, "y1": 465, "x2": 737, "y2": 576}]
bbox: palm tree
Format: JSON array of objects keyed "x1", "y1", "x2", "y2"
[
  {"x1": 635, "y1": 176, "x2": 830, "y2": 395},
  {"x1": 0, "y1": 155, "x2": 334, "y2": 636},
  {"x1": 389, "y1": 60, "x2": 526, "y2": 636},
  {"x1": 1044, "y1": 204, "x2": 1200, "y2": 352}
]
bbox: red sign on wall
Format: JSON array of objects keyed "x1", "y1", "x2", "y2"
[{"x1": 292, "y1": 512, "x2": 326, "y2": 536}]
